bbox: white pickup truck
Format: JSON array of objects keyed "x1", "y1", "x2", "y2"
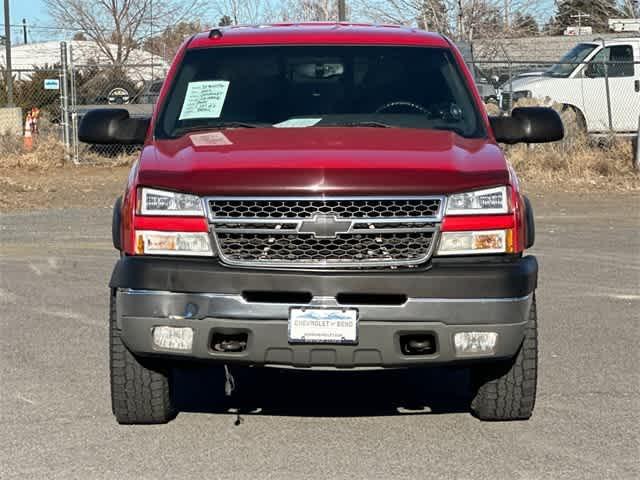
[{"x1": 502, "y1": 38, "x2": 640, "y2": 134}]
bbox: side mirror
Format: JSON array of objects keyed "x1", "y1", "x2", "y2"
[
  {"x1": 490, "y1": 107, "x2": 564, "y2": 144},
  {"x1": 78, "y1": 108, "x2": 150, "y2": 145},
  {"x1": 583, "y1": 62, "x2": 606, "y2": 78}
]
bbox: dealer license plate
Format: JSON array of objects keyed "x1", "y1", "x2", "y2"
[{"x1": 288, "y1": 308, "x2": 358, "y2": 344}]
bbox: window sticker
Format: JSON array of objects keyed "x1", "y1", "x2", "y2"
[
  {"x1": 274, "y1": 118, "x2": 322, "y2": 128},
  {"x1": 190, "y1": 131, "x2": 233, "y2": 147},
  {"x1": 179, "y1": 80, "x2": 230, "y2": 120}
]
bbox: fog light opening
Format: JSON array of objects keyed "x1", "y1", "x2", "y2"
[
  {"x1": 152, "y1": 326, "x2": 194, "y2": 351},
  {"x1": 453, "y1": 331, "x2": 498, "y2": 356},
  {"x1": 400, "y1": 334, "x2": 436, "y2": 356},
  {"x1": 211, "y1": 332, "x2": 248, "y2": 353}
]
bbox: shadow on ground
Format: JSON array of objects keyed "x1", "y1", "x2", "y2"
[{"x1": 172, "y1": 366, "x2": 473, "y2": 419}]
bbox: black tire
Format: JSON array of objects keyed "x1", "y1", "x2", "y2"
[
  {"x1": 109, "y1": 291, "x2": 177, "y2": 424},
  {"x1": 470, "y1": 296, "x2": 538, "y2": 421},
  {"x1": 112, "y1": 197, "x2": 122, "y2": 251}
]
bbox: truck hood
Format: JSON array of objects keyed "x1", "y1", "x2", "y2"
[
  {"x1": 138, "y1": 128, "x2": 509, "y2": 196},
  {"x1": 502, "y1": 75, "x2": 550, "y2": 93}
]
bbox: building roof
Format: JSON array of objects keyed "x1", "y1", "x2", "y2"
[
  {"x1": 0, "y1": 41, "x2": 168, "y2": 80},
  {"x1": 473, "y1": 33, "x2": 640, "y2": 63},
  {"x1": 188, "y1": 23, "x2": 449, "y2": 50}
]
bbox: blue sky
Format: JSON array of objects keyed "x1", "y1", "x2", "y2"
[
  {"x1": 4, "y1": 0, "x2": 560, "y2": 44},
  {"x1": 10, "y1": 0, "x2": 48, "y2": 21},
  {"x1": 5, "y1": 0, "x2": 56, "y2": 42}
]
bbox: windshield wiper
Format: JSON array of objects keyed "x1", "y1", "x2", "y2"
[
  {"x1": 333, "y1": 121, "x2": 394, "y2": 128},
  {"x1": 431, "y1": 125, "x2": 469, "y2": 137},
  {"x1": 172, "y1": 121, "x2": 264, "y2": 137}
]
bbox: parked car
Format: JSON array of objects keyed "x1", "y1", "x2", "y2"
[
  {"x1": 501, "y1": 38, "x2": 640, "y2": 134},
  {"x1": 79, "y1": 24, "x2": 563, "y2": 425},
  {"x1": 471, "y1": 65, "x2": 499, "y2": 103},
  {"x1": 134, "y1": 79, "x2": 164, "y2": 105},
  {"x1": 455, "y1": 42, "x2": 499, "y2": 103}
]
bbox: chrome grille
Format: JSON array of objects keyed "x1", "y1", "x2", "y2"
[
  {"x1": 207, "y1": 197, "x2": 444, "y2": 268},
  {"x1": 208, "y1": 198, "x2": 442, "y2": 219},
  {"x1": 215, "y1": 232, "x2": 436, "y2": 264}
]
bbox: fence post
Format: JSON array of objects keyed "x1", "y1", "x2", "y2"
[
  {"x1": 601, "y1": 39, "x2": 613, "y2": 132},
  {"x1": 4, "y1": 0, "x2": 14, "y2": 106},
  {"x1": 508, "y1": 58, "x2": 513, "y2": 113},
  {"x1": 59, "y1": 41, "x2": 71, "y2": 163},
  {"x1": 68, "y1": 44, "x2": 79, "y2": 164},
  {"x1": 635, "y1": 116, "x2": 640, "y2": 172}
]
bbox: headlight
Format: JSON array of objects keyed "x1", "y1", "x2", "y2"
[
  {"x1": 446, "y1": 187, "x2": 508, "y2": 215},
  {"x1": 135, "y1": 231, "x2": 213, "y2": 256},
  {"x1": 512, "y1": 90, "x2": 532, "y2": 102},
  {"x1": 139, "y1": 187, "x2": 203, "y2": 216},
  {"x1": 437, "y1": 229, "x2": 513, "y2": 256}
]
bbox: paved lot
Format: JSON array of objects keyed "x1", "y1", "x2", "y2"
[{"x1": 1, "y1": 193, "x2": 639, "y2": 480}]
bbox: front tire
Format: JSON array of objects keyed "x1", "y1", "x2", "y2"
[
  {"x1": 560, "y1": 105, "x2": 587, "y2": 143},
  {"x1": 470, "y1": 296, "x2": 538, "y2": 421},
  {"x1": 109, "y1": 291, "x2": 177, "y2": 424}
]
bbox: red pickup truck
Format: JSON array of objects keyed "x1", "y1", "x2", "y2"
[{"x1": 79, "y1": 24, "x2": 563, "y2": 424}]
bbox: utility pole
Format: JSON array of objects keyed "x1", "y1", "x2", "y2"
[
  {"x1": 456, "y1": 0, "x2": 465, "y2": 41},
  {"x1": 150, "y1": 0, "x2": 154, "y2": 79},
  {"x1": 504, "y1": 0, "x2": 510, "y2": 32},
  {"x1": 338, "y1": 0, "x2": 346, "y2": 21},
  {"x1": 22, "y1": 18, "x2": 26, "y2": 44},
  {"x1": 571, "y1": 12, "x2": 591, "y2": 32},
  {"x1": 3, "y1": 0, "x2": 13, "y2": 106}
]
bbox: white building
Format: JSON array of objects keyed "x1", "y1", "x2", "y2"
[{"x1": 0, "y1": 41, "x2": 168, "y2": 81}]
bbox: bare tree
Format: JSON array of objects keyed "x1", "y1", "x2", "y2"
[
  {"x1": 354, "y1": 1, "x2": 450, "y2": 33},
  {"x1": 284, "y1": 0, "x2": 339, "y2": 21},
  {"x1": 211, "y1": 0, "x2": 281, "y2": 25},
  {"x1": 143, "y1": 21, "x2": 209, "y2": 63},
  {"x1": 620, "y1": 0, "x2": 640, "y2": 17},
  {"x1": 44, "y1": 0, "x2": 206, "y2": 64},
  {"x1": 354, "y1": 0, "x2": 547, "y2": 40},
  {"x1": 210, "y1": 0, "x2": 350, "y2": 25}
]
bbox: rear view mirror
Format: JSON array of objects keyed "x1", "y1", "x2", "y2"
[
  {"x1": 490, "y1": 107, "x2": 564, "y2": 144},
  {"x1": 78, "y1": 108, "x2": 150, "y2": 145}
]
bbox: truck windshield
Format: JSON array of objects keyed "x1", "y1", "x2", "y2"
[
  {"x1": 156, "y1": 45, "x2": 484, "y2": 139},
  {"x1": 544, "y1": 43, "x2": 597, "y2": 78}
]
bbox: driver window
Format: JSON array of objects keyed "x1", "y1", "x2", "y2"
[{"x1": 585, "y1": 45, "x2": 634, "y2": 78}]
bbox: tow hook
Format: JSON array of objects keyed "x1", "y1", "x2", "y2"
[
  {"x1": 212, "y1": 333, "x2": 248, "y2": 353},
  {"x1": 400, "y1": 334, "x2": 436, "y2": 355}
]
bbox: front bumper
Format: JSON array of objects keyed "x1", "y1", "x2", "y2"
[{"x1": 111, "y1": 255, "x2": 537, "y2": 369}]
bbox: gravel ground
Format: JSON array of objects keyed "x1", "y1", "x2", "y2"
[{"x1": 0, "y1": 192, "x2": 639, "y2": 480}]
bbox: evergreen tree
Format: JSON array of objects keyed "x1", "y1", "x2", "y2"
[
  {"x1": 218, "y1": 15, "x2": 233, "y2": 27},
  {"x1": 551, "y1": 0, "x2": 622, "y2": 34},
  {"x1": 513, "y1": 12, "x2": 539, "y2": 35},
  {"x1": 467, "y1": 2, "x2": 503, "y2": 39},
  {"x1": 143, "y1": 21, "x2": 206, "y2": 62}
]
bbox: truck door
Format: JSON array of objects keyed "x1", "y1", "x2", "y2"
[{"x1": 581, "y1": 43, "x2": 640, "y2": 132}]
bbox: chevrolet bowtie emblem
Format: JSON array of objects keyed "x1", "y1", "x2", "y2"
[{"x1": 299, "y1": 215, "x2": 352, "y2": 238}]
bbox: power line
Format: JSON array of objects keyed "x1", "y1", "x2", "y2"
[{"x1": 0, "y1": 23, "x2": 87, "y2": 32}]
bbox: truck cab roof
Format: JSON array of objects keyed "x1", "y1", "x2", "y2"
[
  {"x1": 188, "y1": 23, "x2": 450, "y2": 49},
  {"x1": 580, "y1": 36, "x2": 640, "y2": 46}
]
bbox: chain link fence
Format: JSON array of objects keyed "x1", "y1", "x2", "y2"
[
  {"x1": 70, "y1": 58, "x2": 166, "y2": 162},
  {"x1": 470, "y1": 59, "x2": 640, "y2": 137},
  {"x1": 1, "y1": 40, "x2": 639, "y2": 171},
  {"x1": 0, "y1": 41, "x2": 166, "y2": 164},
  {"x1": 0, "y1": 67, "x2": 63, "y2": 157}
]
